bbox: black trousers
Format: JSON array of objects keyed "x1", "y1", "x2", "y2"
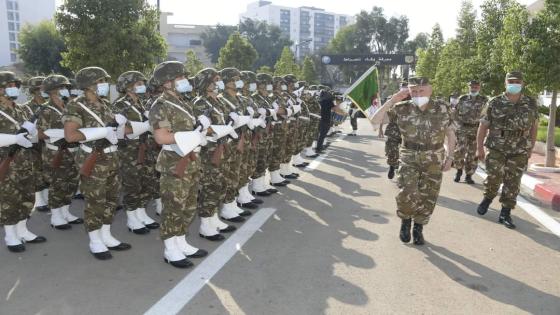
[
  {"x1": 316, "y1": 120, "x2": 330, "y2": 151},
  {"x1": 350, "y1": 117, "x2": 358, "y2": 131}
]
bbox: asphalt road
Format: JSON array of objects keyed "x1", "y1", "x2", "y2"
[{"x1": 1, "y1": 122, "x2": 559, "y2": 315}]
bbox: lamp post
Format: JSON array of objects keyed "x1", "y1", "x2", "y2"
[{"x1": 295, "y1": 38, "x2": 312, "y2": 62}]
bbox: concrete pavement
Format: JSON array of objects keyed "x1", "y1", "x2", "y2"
[{"x1": 1, "y1": 122, "x2": 559, "y2": 315}]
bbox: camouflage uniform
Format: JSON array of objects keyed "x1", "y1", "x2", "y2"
[
  {"x1": 239, "y1": 71, "x2": 261, "y2": 182},
  {"x1": 37, "y1": 91, "x2": 80, "y2": 211},
  {"x1": 453, "y1": 94, "x2": 487, "y2": 175},
  {"x1": 269, "y1": 78, "x2": 289, "y2": 172},
  {"x1": 385, "y1": 109, "x2": 401, "y2": 168},
  {"x1": 149, "y1": 90, "x2": 201, "y2": 240},
  {"x1": 394, "y1": 99, "x2": 453, "y2": 225},
  {"x1": 304, "y1": 86, "x2": 321, "y2": 149},
  {"x1": 251, "y1": 81, "x2": 274, "y2": 180},
  {"x1": 62, "y1": 71, "x2": 120, "y2": 233},
  {"x1": 481, "y1": 93, "x2": 537, "y2": 209}
]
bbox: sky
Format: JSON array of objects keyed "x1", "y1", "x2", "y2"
[{"x1": 55, "y1": 0, "x2": 536, "y2": 39}]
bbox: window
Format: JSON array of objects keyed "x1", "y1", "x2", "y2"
[
  {"x1": 8, "y1": 22, "x2": 14, "y2": 31},
  {"x1": 10, "y1": 53, "x2": 17, "y2": 62},
  {"x1": 9, "y1": 32, "x2": 15, "y2": 41},
  {"x1": 189, "y1": 39, "x2": 202, "y2": 46},
  {"x1": 10, "y1": 43, "x2": 16, "y2": 50},
  {"x1": 15, "y1": 23, "x2": 19, "y2": 31},
  {"x1": 6, "y1": 0, "x2": 13, "y2": 10},
  {"x1": 15, "y1": 12, "x2": 19, "y2": 21},
  {"x1": 14, "y1": 1, "x2": 18, "y2": 10},
  {"x1": 8, "y1": 12, "x2": 14, "y2": 20}
]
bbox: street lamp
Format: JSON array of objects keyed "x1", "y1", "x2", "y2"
[{"x1": 295, "y1": 39, "x2": 312, "y2": 62}]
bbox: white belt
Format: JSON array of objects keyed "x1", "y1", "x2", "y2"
[
  {"x1": 80, "y1": 144, "x2": 118, "y2": 154},
  {"x1": 162, "y1": 144, "x2": 201, "y2": 153},
  {"x1": 299, "y1": 116, "x2": 310, "y2": 121},
  {"x1": 46, "y1": 143, "x2": 79, "y2": 153},
  {"x1": 272, "y1": 121, "x2": 282, "y2": 126},
  {"x1": 309, "y1": 113, "x2": 321, "y2": 119},
  {"x1": 288, "y1": 117, "x2": 297, "y2": 121}
]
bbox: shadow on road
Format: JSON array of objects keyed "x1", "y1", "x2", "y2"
[{"x1": 418, "y1": 244, "x2": 560, "y2": 315}]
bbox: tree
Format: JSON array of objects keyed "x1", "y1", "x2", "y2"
[
  {"x1": 18, "y1": 20, "x2": 70, "y2": 76},
  {"x1": 403, "y1": 32, "x2": 429, "y2": 54},
  {"x1": 239, "y1": 19, "x2": 293, "y2": 69},
  {"x1": 216, "y1": 32, "x2": 258, "y2": 70},
  {"x1": 498, "y1": 4, "x2": 530, "y2": 79},
  {"x1": 475, "y1": 0, "x2": 517, "y2": 95},
  {"x1": 184, "y1": 50, "x2": 204, "y2": 75},
  {"x1": 274, "y1": 47, "x2": 300, "y2": 77},
  {"x1": 301, "y1": 56, "x2": 318, "y2": 84},
  {"x1": 415, "y1": 24, "x2": 444, "y2": 80},
  {"x1": 56, "y1": 0, "x2": 167, "y2": 78},
  {"x1": 257, "y1": 65, "x2": 273, "y2": 75},
  {"x1": 201, "y1": 24, "x2": 237, "y2": 64},
  {"x1": 524, "y1": 0, "x2": 560, "y2": 167}
]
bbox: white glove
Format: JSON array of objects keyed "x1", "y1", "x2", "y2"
[
  {"x1": 127, "y1": 121, "x2": 151, "y2": 139},
  {"x1": 105, "y1": 127, "x2": 118, "y2": 145},
  {"x1": 293, "y1": 105, "x2": 302, "y2": 114},
  {"x1": 257, "y1": 108, "x2": 267, "y2": 117},
  {"x1": 79, "y1": 128, "x2": 109, "y2": 143},
  {"x1": 16, "y1": 133, "x2": 33, "y2": 148},
  {"x1": 247, "y1": 107, "x2": 255, "y2": 117},
  {"x1": 229, "y1": 112, "x2": 239, "y2": 124},
  {"x1": 44, "y1": 129, "x2": 65, "y2": 144},
  {"x1": 247, "y1": 118, "x2": 255, "y2": 130},
  {"x1": 272, "y1": 101, "x2": 279, "y2": 110},
  {"x1": 286, "y1": 108, "x2": 293, "y2": 117},
  {"x1": 143, "y1": 111, "x2": 150, "y2": 119},
  {"x1": 117, "y1": 125, "x2": 126, "y2": 140},
  {"x1": 115, "y1": 114, "x2": 127, "y2": 126},
  {"x1": 22, "y1": 121, "x2": 37, "y2": 137},
  {"x1": 197, "y1": 115, "x2": 211, "y2": 130},
  {"x1": 269, "y1": 108, "x2": 278, "y2": 121}
]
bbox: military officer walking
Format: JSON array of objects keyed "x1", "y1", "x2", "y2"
[
  {"x1": 453, "y1": 80, "x2": 487, "y2": 184},
  {"x1": 476, "y1": 71, "x2": 538, "y2": 229}
]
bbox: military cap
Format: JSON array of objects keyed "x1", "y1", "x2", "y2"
[
  {"x1": 296, "y1": 80, "x2": 308, "y2": 88},
  {"x1": 449, "y1": 91, "x2": 460, "y2": 98},
  {"x1": 408, "y1": 76, "x2": 430, "y2": 86},
  {"x1": 256, "y1": 73, "x2": 273, "y2": 85},
  {"x1": 43, "y1": 74, "x2": 71, "y2": 93},
  {"x1": 152, "y1": 61, "x2": 188, "y2": 86},
  {"x1": 116, "y1": 71, "x2": 147, "y2": 93},
  {"x1": 272, "y1": 76, "x2": 286, "y2": 86},
  {"x1": 468, "y1": 80, "x2": 480, "y2": 86},
  {"x1": 283, "y1": 74, "x2": 298, "y2": 84},
  {"x1": 26, "y1": 76, "x2": 46, "y2": 92},
  {"x1": 75, "y1": 67, "x2": 110, "y2": 89},
  {"x1": 240, "y1": 71, "x2": 257, "y2": 84},
  {"x1": 194, "y1": 68, "x2": 219, "y2": 95},
  {"x1": 219, "y1": 67, "x2": 241, "y2": 83},
  {"x1": 505, "y1": 71, "x2": 523, "y2": 80},
  {"x1": 0, "y1": 71, "x2": 22, "y2": 88},
  {"x1": 308, "y1": 85, "x2": 318, "y2": 90}
]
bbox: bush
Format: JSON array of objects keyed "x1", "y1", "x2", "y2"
[{"x1": 537, "y1": 125, "x2": 560, "y2": 147}]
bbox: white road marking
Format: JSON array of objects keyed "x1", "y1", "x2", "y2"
[
  {"x1": 144, "y1": 207, "x2": 277, "y2": 315},
  {"x1": 475, "y1": 169, "x2": 560, "y2": 238},
  {"x1": 306, "y1": 134, "x2": 347, "y2": 170}
]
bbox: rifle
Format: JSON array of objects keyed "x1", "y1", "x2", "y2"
[
  {"x1": 0, "y1": 107, "x2": 45, "y2": 181},
  {"x1": 51, "y1": 139, "x2": 69, "y2": 168},
  {"x1": 79, "y1": 121, "x2": 119, "y2": 177},
  {"x1": 136, "y1": 112, "x2": 150, "y2": 165},
  {"x1": 173, "y1": 151, "x2": 197, "y2": 178},
  {"x1": 236, "y1": 130, "x2": 246, "y2": 153}
]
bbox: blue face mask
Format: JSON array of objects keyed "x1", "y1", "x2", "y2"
[
  {"x1": 134, "y1": 85, "x2": 147, "y2": 94},
  {"x1": 506, "y1": 84, "x2": 522, "y2": 94},
  {"x1": 96, "y1": 83, "x2": 109, "y2": 97}
]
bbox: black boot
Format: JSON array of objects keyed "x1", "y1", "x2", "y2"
[
  {"x1": 388, "y1": 166, "x2": 395, "y2": 179},
  {"x1": 477, "y1": 197, "x2": 492, "y2": 215},
  {"x1": 498, "y1": 207, "x2": 516, "y2": 229},
  {"x1": 465, "y1": 174, "x2": 475, "y2": 184},
  {"x1": 454, "y1": 169, "x2": 463, "y2": 182},
  {"x1": 413, "y1": 223, "x2": 425, "y2": 245},
  {"x1": 399, "y1": 219, "x2": 411, "y2": 243}
]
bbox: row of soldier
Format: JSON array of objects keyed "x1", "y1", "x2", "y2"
[
  {"x1": 0, "y1": 62, "x2": 341, "y2": 268},
  {"x1": 378, "y1": 72, "x2": 538, "y2": 245}
]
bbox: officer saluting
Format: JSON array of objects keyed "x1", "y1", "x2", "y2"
[{"x1": 476, "y1": 71, "x2": 538, "y2": 229}]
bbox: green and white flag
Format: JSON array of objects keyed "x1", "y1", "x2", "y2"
[{"x1": 343, "y1": 65, "x2": 380, "y2": 119}]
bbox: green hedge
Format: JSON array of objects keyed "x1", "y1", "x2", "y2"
[{"x1": 537, "y1": 125, "x2": 560, "y2": 147}]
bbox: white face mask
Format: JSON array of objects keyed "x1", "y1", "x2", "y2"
[
  {"x1": 294, "y1": 82, "x2": 300, "y2": 89},
  {"x1": 175, "y1": 79, "x2": 191, "y2": 93},
  {"x1": 412, "y1": 96, "x2": 430, "y2": 107},
  {"x1": 450, "y1": 98, "x2": 458, "y2": 105},
  {"x1": 249, "y1": 83, "x2": 257, "y2": 92},
  {"x1": 134, "y1": 85, "x2": 147, "y2": 94},
  {"x1": 281, "y1": 85, "x2": 287, "y2": 91},
  {"x1": 235, "y1": 80, "x2": 244, "y2": 89},
  {"x1": 216, "y1": 80, "x2": 225, "y2": 90},
  {"x1": 59, "y1": 89, "x2": 70, "y2": 98},
  {"x1": 70, "y1": 89, "x2": 83, "y2": 97},
  {"x1": 266, "y1": 84, "x2": 273, "y2": 92},
  {"x1": 5, "y1": 87, "x2": 20, "y2": 98},
  {"x1": 41, "y1": 91, "x2": 50, "y2": 98},
  {"x1": 96, "y1": 83, "x2": 109, "y2": 97}
]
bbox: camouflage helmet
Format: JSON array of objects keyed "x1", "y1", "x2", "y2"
[
  {"x1": 42, "y1": 74, "x2": 71, "y2": 93},
  {"x1": 240, "y1": 71, "x2": 257, "y2": 84},
  {"x1": 116, "y1": 71, "x2": 147, "y2": 93},
  {"x1": 296, "y1": 80, "x2": 308, "y2": 88},
  {"x1": 219, "y1": 67, "x2": 241, "y2": 84},
  {"x1": 75, "y1": 67, "x2": 110, "y2": 89},
  {"x1": 26, "y1": 76, "x2": 46, "y2": 92},
  {"x1": 194, "y1": 68, "x2": 219, "y2": 95},
  {"x1": 256, "y1": 73, "x2": 273, "y2": 85},
  {"x1": 152, "y1": 61, "x2": 188, "y2": 86},
  {"x1": 283, "y1": 74, "x2": 298, "y2": 84},
  {"x1": 0, "y1": 71, "x2": 22, "y2": 88},
  {"x1": 308, "y1": 85, "x2": 318, "y2": 91},
  {"x1": 272, "y1": 76, "x2": 286, "y2": 87}
]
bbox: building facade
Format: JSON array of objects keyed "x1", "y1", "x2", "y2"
[
  {"x1": 159, "y1": 12, "x2": 212, "y2": 66},
  {"x1": 240, "y1": 1, "x2": 354, "y2": 60},
  {"x1": 0, "y1": 0, "x2": 55, "y2": 67}
]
